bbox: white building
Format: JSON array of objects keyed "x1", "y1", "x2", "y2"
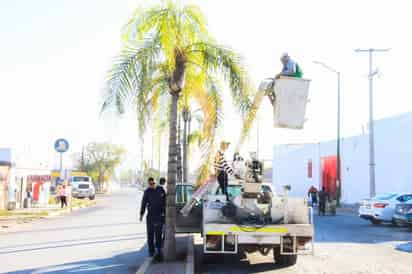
[{"x1": 273, "y1": 112, "x2": 412, "y2": 204}]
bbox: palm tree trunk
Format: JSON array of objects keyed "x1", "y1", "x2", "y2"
[{"x1": 164, "y1": 92, "x2": 179, "y2": 261}]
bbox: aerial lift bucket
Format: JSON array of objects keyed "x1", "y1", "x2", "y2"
[{"x1": 259, "y1": 77, "x2": 311, "y2": 129}]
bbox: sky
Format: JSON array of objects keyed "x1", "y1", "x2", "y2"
[{"x1": 1, "y1": 0, "x2": 411, "y2": 172}]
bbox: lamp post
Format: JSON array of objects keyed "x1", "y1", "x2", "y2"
[
  {"x1": 182, "y1": 108, "x2": 192, "y2": 183},
  {"x1": 313, "y1": 61, "x2": 341, "y2": 206}
]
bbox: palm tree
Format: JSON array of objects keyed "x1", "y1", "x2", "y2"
[{"x1": 102, "y1": 1, "x2": 252, "y2": 260}]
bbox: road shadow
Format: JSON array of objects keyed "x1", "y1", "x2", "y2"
[
  {"x1": 1, "y1": 221, "x2": 139, "y2": 235},
  {"x1": 194, "y1": 244, "x2": 289, "y2": 274},
  {"x1": 4, "y1": 244, "x2": 149, "y2": 274}
]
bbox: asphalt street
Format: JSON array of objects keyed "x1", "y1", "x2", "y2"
[
  {"x1": 0, "y1": 188, "x2": 145, "y2": 274},
  {"x1": 2, "y1": 188, "x2": 412, "y2": 274}
]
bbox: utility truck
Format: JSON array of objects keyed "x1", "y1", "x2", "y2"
[{"x1": 177, "y1": 76, "x2": 313, "y2": 266}]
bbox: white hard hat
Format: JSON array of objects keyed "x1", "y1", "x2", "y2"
[{"x1": 281, "y1": 52, "x2": 289, "y2": 58}]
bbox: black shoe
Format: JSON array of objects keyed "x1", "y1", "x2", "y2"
[
  {"x1": 149, "y1": 251, "x2": 155, "y2": 257},
  {"x1": 154, "y1": 249, "x2": 163, "y2": 262}
]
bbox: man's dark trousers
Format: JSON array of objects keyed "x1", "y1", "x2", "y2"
[
  {"x1": 147, "y1": 218, "x2": 163, "y2": 254},
  {"x1": 217, "y1": 171, "x2": 229, "y2": 200}
]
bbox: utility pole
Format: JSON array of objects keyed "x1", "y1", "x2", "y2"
[
  {"x1": 355, "y1": 48, "x2": 390, "y2": 198},
  {"x1": 256, "y1": 113, "x2": 260, "y2": 159}
]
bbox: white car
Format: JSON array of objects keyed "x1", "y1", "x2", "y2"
[{"x1": 359, "y1": 193, "x2": 412, "y2": 225}]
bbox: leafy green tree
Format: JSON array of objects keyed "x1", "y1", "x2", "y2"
[
  {"x1": 75, "y1": 142, "x2": 125, "y2": 192},
  {"x1": 102, "y1": 1, "x2": 252, "y2": 260}
]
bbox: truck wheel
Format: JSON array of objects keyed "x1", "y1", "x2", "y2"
[
  {"x1": 89, "y1": 195, "x2": 95, "y2": 200},
  {"x1": 370, "y1": 219, "x2": 381, "y2": 225},
  {"x1": 273, "y1": 248, "x2": 297, "y2": 267}
]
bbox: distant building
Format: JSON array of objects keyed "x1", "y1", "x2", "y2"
[
  {"x1": 273, "y1": 112, "x2": 412, "y2": 204},
  {"x1": 0, "y1": 148, "x2": 12, "y2": 209}
]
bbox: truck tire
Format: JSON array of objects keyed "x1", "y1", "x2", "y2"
[
  {"x1": 89, "y1": 195, "x2": 95, "y2": 200},
  {"x1": 273, "y1": 248, "x2": 297, "y2": 267},
  {"x1": 370, "y1": 219, "x2": 381, "y2": 225}
]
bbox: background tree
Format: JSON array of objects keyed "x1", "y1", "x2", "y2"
[
  {"x1": 102, "y1": 1, "x2": 253, "y2": 260},
  {"x1": 75, "y1": 142, "x2": 125, "y2": 192}
]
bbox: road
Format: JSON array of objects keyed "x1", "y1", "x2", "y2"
[
  {"x1": 2, "y1": 189, "x2": 412, "y2": 274},
  {"x1": 195, "y1": 212, "x2": 412, "y2": 274},
  {"x1": 0, "y1": 188, "x2": 145, "y2": 274}
]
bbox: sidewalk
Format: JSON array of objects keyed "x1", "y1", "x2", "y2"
[
  {"x1": 137, "y1": 235, "x2": 194, "y2": 274},
  {"x1": 0, "y1": 198, "x2": 97, "y2": 230}
]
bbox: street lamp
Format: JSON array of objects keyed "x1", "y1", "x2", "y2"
[
  {"x1": 182, "y1": 108, "x2": 192, "y2": 183},
  {"x1": 313, "y1": 61, "x2": 341, "y2": 207}
]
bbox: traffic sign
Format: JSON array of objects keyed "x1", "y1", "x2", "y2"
[{"x1": 54, "y1": 139, "x2": 69, "y2": 153}]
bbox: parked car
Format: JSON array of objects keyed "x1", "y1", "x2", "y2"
[
  {"x1": 393, "y1": 201, "x2": 412, "y2": 228},
  {"x1": 358, "y1": 193, "x2": 412, "y2": 225}
]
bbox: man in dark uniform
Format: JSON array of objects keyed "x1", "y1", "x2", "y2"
[
  {"x1": 318, "y1": 187, "x2": 329, "y2": 216},
  {"x1": 140, "y1": 177, "x2": 166, "y2": 258}
]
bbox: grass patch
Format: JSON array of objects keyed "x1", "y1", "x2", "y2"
[
  {"x1": 70, "y1": 198, "x2": 96, "y2": 208},
  {"x1": 0, "y1": 209, "x2": 49, "y2": 217}
]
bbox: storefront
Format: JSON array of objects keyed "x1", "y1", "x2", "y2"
[
  {"x1": 0, "y1": 164, "x2": 11, "y2": 210},
  {"x1": 27, "y1": 175, "x2": 52, "y2": 206},
  {"x1": 0, "y1": 148, "x2": 12, "y2": 210}
]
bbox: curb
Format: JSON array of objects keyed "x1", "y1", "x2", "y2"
[
  {"x1": 185, "y1": 235, "x2": 194, "y2": 274},
  {"x1": 135, "y1": 257, "x2": 153, "y2": 274},
  {"x1": 135, "y1": 235, "x2": 195, "y2": 274}
]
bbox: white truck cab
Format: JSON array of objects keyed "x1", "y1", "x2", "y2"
[{"x1": 70, "y1": 176, "x2": 95, "y2": 200}]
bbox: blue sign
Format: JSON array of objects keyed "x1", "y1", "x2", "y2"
[{"x1": 54, "y1": 139, "x2": 69, "y2": 153}]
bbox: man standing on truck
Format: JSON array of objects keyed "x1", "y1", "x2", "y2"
[
  {"x1": 140, "y1": 177, "x2": 166, "y2": 259},
  {"x1": 214, "y1": 141, "x2": 236, "y2": 201}
]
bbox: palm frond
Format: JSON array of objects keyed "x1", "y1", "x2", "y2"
[
  {"x1": 235, "y1": 89, "x2": 266, "y2": 152},
  {"x1": 187, "y1": 42, "x2": 254, "y2": 116}
]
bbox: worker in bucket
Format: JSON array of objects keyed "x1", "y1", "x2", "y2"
[
  {"x1": 214, "y1": 141, "x2": 239, "y2": 201},
  {"x1": 275, "y1": 53, "x2": 303, "y2": 79}
]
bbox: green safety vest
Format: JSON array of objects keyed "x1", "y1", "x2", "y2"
[{"x1": 295, "y1": 63, "x2": 303, "y2": 78}]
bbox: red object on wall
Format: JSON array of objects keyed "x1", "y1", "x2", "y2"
[
  {"x1": 307, "y1": 159, "x2": 313, "y2": 178},
  {"x1": 32, "y1": 181, "x2": 41, "y2": 201},
  {"x1": 321, "y1": 156, "x2": 337, "y2": 198}
]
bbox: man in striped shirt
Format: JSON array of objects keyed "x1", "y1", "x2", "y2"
[{"x1": 214, "y1": 141, "x2": 235, "y2": 201}]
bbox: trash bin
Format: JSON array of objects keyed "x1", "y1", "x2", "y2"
[
  {"x1": 7, "y1": 201, "x2": 16, "y2": 210},
  {"x1": 23, "y1": 197, "x2": 31, "y2": 208},
  {"x1": 326, "y1": 199, "x2": 337, "y2": 215}
]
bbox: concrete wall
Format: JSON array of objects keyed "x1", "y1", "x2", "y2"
[{"x1": 273, "y1": 112, "x2": 412, "y2": 204}]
